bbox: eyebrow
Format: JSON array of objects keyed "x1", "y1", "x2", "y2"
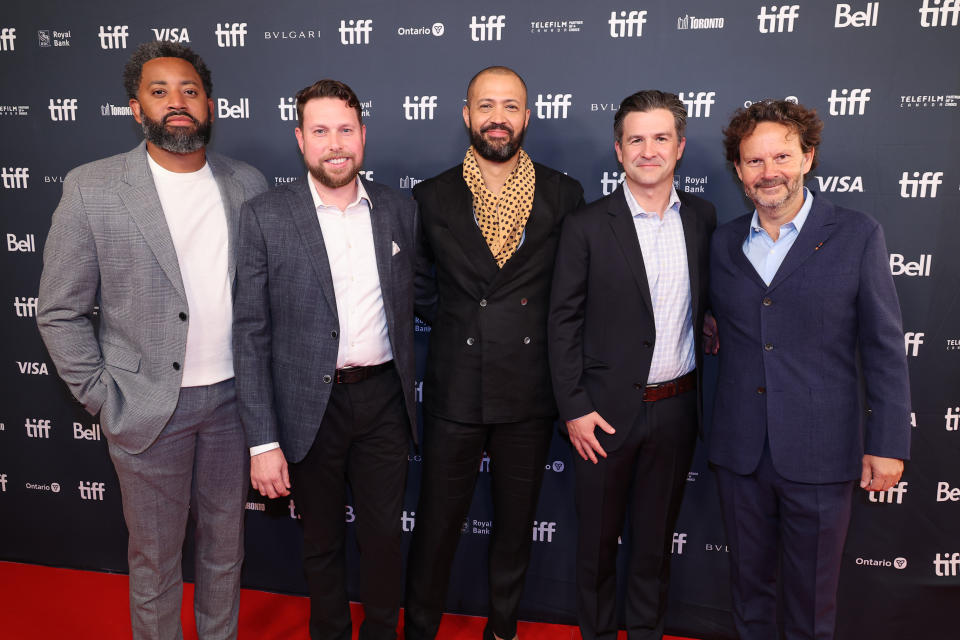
[{"x1": 147, "y1": 79, "x2": 199, "y2": 86}]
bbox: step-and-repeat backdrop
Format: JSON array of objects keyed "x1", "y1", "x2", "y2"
[{"x1": 1, "y1": 1, "x2": 958, "y2": 637}]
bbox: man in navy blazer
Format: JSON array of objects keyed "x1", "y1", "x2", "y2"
[
  {"x1": 709, "y1": 100, "x2": 911, "y2": 639},
  {"x1": 233, "y1": 80, "x2": 417, "y2": 640}
]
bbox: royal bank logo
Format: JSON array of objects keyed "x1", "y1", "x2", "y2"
[
  {"x1": 217, "y1": 98, "x2": 249, "y2": 119},
  {"x1": 78, "y1": 481, "x2": 105, "y2": 501},
  {"x1": 857, "y1": 556, "x2": 908, "y2": 569},
  {"x1": 414, "y1": 316, "x2": 431, "y2": 333},
  {"x1": 38, "y1": 29, "x2": 71, "y2": 47},
  {"x1": 1, "y1": 27, "x2": 16, "y2": 51},
  {"x1": 672, "y1": 532, "x2": 687, "y2": 554},
  {"x1": 532, "y1": 520, "x2": 557, "y2": 542},
  {"x1": 13, "y1": 296, "x2": 38, "y2": 317},
  {"x1": 889, "y1": 253, "x2": 932, "y2": 277},
  {"x1": 934, "y1": 553, "x2": 960, "y2": 576},
  {"x1": 679, "y1": 91, "x2": 715, "y2": 117},
  {"x1": 904, "y1": 332, "x2": 924, "y2": 357},
  {"x1": 25, "y1": 418, "x2": 51, "y2": 438},
  {"x1": 530, "y1": 18, "x2": 584, "y2": 33},
  {"x1": 937, "y1": 481, "x2": 960, "y2": 501},
  {"x1": 397, "y1": 23, "x2": 445, "y2": 37},
  {"x1": 946, "y1": 407, "x2": 960, "y2": 431},
  {"x1": 48, "y1": 98, "x2": 78, "y2": 121},
  {"x1": 7, "y1": 233, "x2": 36, "y2": 252},
  {"x1": 339, "y1": 18, "x2": 373, "y2": 44},
  {"x1": 545, "y1": 460, "x2": 566, "y2": 472},
  {"x1": 151, "y1": 27, "x2": 190, "y2": 42},
  {"x1": 601, "y1": 171, "x2": 626, "y2": 195},
  {"x1": 828, "y1": 88, "x2": 871, "y2": 116},
  {"x1": 919, "y1": 0, "x2": 960, "y2": 27},
  {"x1": 100, "y1": 102, "x2": 133, "y2": 117},
  {"x1": 97, "y1": 25, "x2": 128, "y2": 49},
  {"x1": 677, "y1": 15, "x2": 725, "y2": 29},
  {"x1": 1, "y1": 167, "x2": 29, "y2": 189},
  {"x1": 73, "y1": 422, "x2": 101, "y2": 441},
  {"x1": 757, "y1": 5, "x2": 800, "y2": 32},
  {"x1": 215, "y1": 22, "x2": 247, "y2": 47},
  {"x1": 608, "y1": 10, "x2": 647, "y2": 37},
  {"x1": 867, "y1": 481, "x2": 908, "y2": 504},
  {"x1": 0, "y1": 105, "x2": 29, "y2": 116},
  {"x1": 899, "y1": 171, "x2": 943, "y2": 198},
  {"x1": 277, "y1": 97, "x2": 296, "y2": 121},
  {"x1": 359, "y1": 100, "x2": 372, "y2": 118},
  {"x1": 403, "y1": 95, "x2": 438, "y2": 120},
  {"x1": 535, "y1": 93, "x2": 573, "y2": 119},
  {"x1": 470, "y1": 15, "x2": 506, "y2": 41},
  {"x1": 400, "y1": 176, "x2": 423, "y2": 189},
  {"x1": 16, "y1": 361, "x2": 48, "y2": 375},
  {"x1": 899, "y1": 94, "x2": 960, "y2": 108},
  {"x1": 263, "y1": 29, "x2": 319, "y2": 40},
  {"x1": 674, "y1": 175, "x2": 708, "y2": 194},
  {"x1": 835, "y1": 2, "x2": 879, "y2": 27},
  {"x1": 814, "y1": 175, "x2": 863, "y2": 192}
]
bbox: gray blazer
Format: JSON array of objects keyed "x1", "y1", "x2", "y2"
[
  {"x1": 37, "y1": 141, "x2": 268, "y2": 454},
  {"x1": 233, "y1": 178, "x2": 419, "y2": 464}
]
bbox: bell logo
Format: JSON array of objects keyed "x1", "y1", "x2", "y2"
[
  {"x1": 835, "y1": 2, "x2": 879, "y2": 27},
  {"x1": 889, "y1": 254, "x2": 932, "y2": 277},
  {"x1": 535, "y1": 93, "x2": 573, "y2": 119},
  {"x1": 601, "y1": 171, "x2": 626, "y2": 195},
  {"x1": 679, "y1": 91, "x2": 715, "y2": 118},
  {"x1": 608, "y1": 10, "x2": 647, "y2": 37},
  {"x1": 532, "y1": 520, "x2": 556, "y2": 542},
  {"x1": 48, "y1": 98, "x2": 78, "y2": 121},
  {"x1": 868, "y1": 481, "x2": 908, "y2": 504},
  {"x1": 672, "y1": 532, "x2": 687, "y2": 554},
  {"x1": 946, "y1": 407, "x2": 959, "y2": 431},
  {"x1": 403, "y1": 96, "x2": 438, "y2": 120},
  {"x1": 7, "y1": 233, "x2": 36, "y2": 252},
  {"x1": 78, "y1": 481, "x2": 105, "y2": 501},
  {"x1": 470, "y1": 15, "x2": 506, "y2": 41},
  {"x1": 2, "y1": 168, "x2": 29, "y2": 189},
  {"x1": 215, "y1": 23, "x2": 247, "y2": 47},
  {"x1": 151, "y1": 27, "x2": 190, "y2": 42},
  {"x1": 217, "y1": 98, "x2": 250, "y2": 119},
  {"x1": 73, "y1": 422, "x2": 102, "y2": 440},
  {"x1": 934, "y1": 552, "x2": 960, "y2": 576},
  {"x1": 757, "y1": 5, "x2": 800, "y2": 32},
  {"x1": 401, "y1": 510, "x2": 416, "y2": 531},
  {"x1": 97, "y1": 25, "x2": 128, "y2": 49},
  {"x1": 899, "y1": 171, "x2": 943, "y2": 198},
  {"x1": 904, "y1": 332, "x2": 924, "y2": 357},
  {"x1": 827, "y1": 88, "x2": 871, "y2": 115},
  {"x1": 25, "y1": 418, "x2": 52, "y2": 438},
  {"x1": 339, "y1": 19, "x2": 373, "y2": 45},
  {"x1": 814, "y1": 175, "x2": 863, "y2": 192},
  {"x1": 919, "y1": 0, "x2": 960, "y2": 27},
  {"x1": 277, "y1": 97, "x2": 296, "y2": 122},
  {"x1": 13, "y1": 296, "x2": 38, "y2": 317},
  {"x1": 17, "y1": 361, "x2": 48, "y2": 375},
  {"x1": 0, "y1": 27, "x2": 16, "y2": 51},
  {"x1": 937, "y1": 481, "x2": 960, "y2": 502}
]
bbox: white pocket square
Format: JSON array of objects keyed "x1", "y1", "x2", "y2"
[{"x1": 392, "y1": 241, "x2": 401, "y2": 256}]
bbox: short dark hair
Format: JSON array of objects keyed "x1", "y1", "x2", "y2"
[
  {"x1": 122, "y1": 41, "x2": 212, "y2": 100},
  {"x1": 466, "y1": 66, "x2": 527, "y2": 105},
  {"x1": 613, "y1": 90, "x2": 687, "y2": 142},
  {"x1": 722, "y1": 100, "x2": 823, "y2": 170},
  {"x1": 295, "y1": 79, "x2": 363, "y2": 128}
]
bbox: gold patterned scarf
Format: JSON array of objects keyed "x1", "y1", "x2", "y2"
[{"x1": 462, "y1": 147, "x2": 536, "y2": 268}]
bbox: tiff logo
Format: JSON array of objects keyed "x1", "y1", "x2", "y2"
[
  {"x1": 904, "y1": 332, "x2": 924, "y2": 357},
  {"x1": 532, "y1": 520, "x2": 556, "y2": 542},
  {"x1": 0, "y1": 473, "x2": 6, "y2": 491},
  {"x1": 78, "y1": 481, "x2": 105, "y2": 500},
  {"x1": 97, "y1": 25, "x2": 128, "y2": 49},
  {"x1": 25, "y1": 418, "x2": 51, "y2": 438},
  {"x1": 899, "y1": 171, "x2": 943, "y2": 198},
  {"x1": 757, "y1": 5, "x2": 800, "y2": 32},
  {"x1": 934, "y1": 552, "x2": 960, "y2": 576},
  {"x1": 0, "y1": 27, "x2": 15, "y2": 51},
  {"x1": 339, "y1": 19, "x2": 373, "y2": 44},
  {"x1": 403, "y1": 95, "x2": 438, "y2": 120},
  {"x1": 919, "y1": 0, "x2": 960, "y2": 27},
  {"x1": 679, "y1": 91, "x2": 716, "y2": 117},
  {"x1": 535, "y1": 93, "x2": 572, "y2": 119},
  {"x1": 609, "y1": 10, "x2": 647, "y2": 37},
  {"x1": 601, "y1": 171, "x2": 626, "y2": 195},
  {"x1": 945, "y1": 407, "x2": 959, "y2": 431},
  {"x1": 868, "y1": 481, "x2": 908, "y2": 504},
  {"x1": 828, "y1": 88, "x2": 871, "y2": 115},
  {"x1": 48, "y1": 98, "x2": 78, "y2": 121},
  {"x1": 672, "y1": 532, "x2": 687, "y2": 554},
  {"x1": 401, "y1": 510, "x2": 416, "y2": 531},
  {"x1": 277, "y1": 97, "x2": 296, "y2": 121},
  {"x1": 14, "y1": 296, "x2": 38, "y2": 317},
  {"x1": 2, "y1": 167, "x2": 29, "y2": 189},
  {"x1": 215, "y1": 22, "x2": 247, "y2": 47},
  {"x1": 470, "y1": 15, "x2": 506, "y2": 41}
]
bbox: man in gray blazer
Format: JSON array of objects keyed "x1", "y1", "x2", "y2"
[
  {"x1": 233, "y1": 79, "x2": 418, "y2": 640},
  {"x1": 37, "y1": 42, "x2": 267, "y2": 640}
]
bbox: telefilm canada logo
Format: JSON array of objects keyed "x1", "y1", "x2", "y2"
[
  {"x1": 899, "y1": 94, "x2": 959, "y2": 108},
  {"x1": 37, "y1": 29, "x2": 71, "y2": 47},
  {"x1": 0, "y1": 105, "x2": 29, "y2": 116},
  {"x1": 529, "y1": 17, "x2": 584, "y2": 33},
  {"x1": 677, "y1": 14, "x2": 725, "y2": 30}
]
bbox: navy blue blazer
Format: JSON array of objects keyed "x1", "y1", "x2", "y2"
[{"x1": 708, "y1": 193, "x2": 911, "y2": 484}]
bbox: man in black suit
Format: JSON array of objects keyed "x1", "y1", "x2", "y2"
[
  {"x1": 405, "y1": 66, "x2": 584, "y2": 640},
  {"x1": 548, "y1": 90, "x2": 716, "y2": 640}
]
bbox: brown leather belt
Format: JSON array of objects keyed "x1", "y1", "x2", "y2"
[
  {"x1": 636, "y1": 370, "x2": 696, "y2": 402},
  {"x1": 334, "y1": 360, "x2": 393, "y2": 384}
]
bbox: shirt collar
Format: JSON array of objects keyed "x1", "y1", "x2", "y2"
[
  {"x1": 749, "y1": 187, "x2": 814, "y2": 235},
  {"x1": 307, "y1": 173, "x2": 371, "y2": 211},
  {"x1": 622, "y1": 182, "x2": 682, "y2": 219}
]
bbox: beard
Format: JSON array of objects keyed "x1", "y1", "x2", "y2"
[
  {"x1": 468, "y1": 121, "x2": 526, "y2": 163},
  {"x1": 140, "y1": 108, "x2": 211, "y2": 154},
  {"x1": 743, "y1": 174, "x2": 803, "y2": 211},
  {"x1": 306, "y1": 152, "x2": 363, "y2": 189}
]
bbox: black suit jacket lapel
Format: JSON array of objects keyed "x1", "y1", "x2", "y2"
[
  {"x1": 608, "y1": 186, "x2": 654, "y2": 318},
  {"x1": 489, "y1": 168, "x2": 555, "y2": 291},
  {"x1": 287, "y1": 179, "x2": 339, "y2": 318},
  {"x1": 442, "y1": 172, "x2": 501, "y2": 283},
  {"x1": 728, "y1": 215, "x2": 770, "y2": 290},
  {"x1": 766, "y1": 195, "x2": 837, "y2": 293}
]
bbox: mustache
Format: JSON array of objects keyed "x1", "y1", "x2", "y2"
[
  {"x1": 162, "y1": 110, "x2": 201, "y2": 126},
  {"x1": 480, "y1": 123, "x2": 514, "y2": 135},
  {"x1": 754, "y1": 177, "x2": 787, "y2": 188}
]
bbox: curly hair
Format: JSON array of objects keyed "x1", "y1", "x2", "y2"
[
  {"x1": 122, "y1": 41, "x2": 213, "y2": 100},
  {"x1": 295, "y1": 79, "x2": 363, "y2": 128},
  {"x1": 722, "y1": 100, "x2": 823, "y2": 170}
]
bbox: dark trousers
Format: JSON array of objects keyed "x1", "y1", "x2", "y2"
[
  {"x1": 574, "y1": 389, "x2": 698, "y2": 640},
  {"x1": 289, "y1": 367, "x2": 409, "y2": 640},
  {"x1": 715, "y1": 441, "x2": 854, "y2": 640},
  {"x1": 405, "y1": 414, "x2": 554, "y2": 640}
]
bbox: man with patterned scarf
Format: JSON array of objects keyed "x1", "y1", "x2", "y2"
[{"x1": 405, "y1": 66, "x2": 584, "y2": 640}]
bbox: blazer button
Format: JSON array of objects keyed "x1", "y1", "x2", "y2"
[
  {"x1": 642, "y1": 340, "x2": 652, "y2": 348},
  {"x1": 764, "y1": 343, "x2": 774, "y2": 351},
  {"x1": 479, "y1": 299, "x2": 488, "y2": 307},
  {"x1": 756, "y1": 386, "x2": 766, "y2": 394},
  {"x1": 331, "y1": 330, "x2": 338, "y2": 338},
  {"x1": 522, "y1": 336, "x2": 531, "y2": 344},
  {"x1": 520, "y1": 298, "x2": 528, "y2": 306},
  {"x1": 178, "y1": 311, "x2": 187, "y2": 321},
  {"x1": 323, "y1": 374, "x2": 332, "y2": 384},
  {"x1": 762, "y1": 297, "x2": 772, "y2": 307},
  {"x1": 466, "y1": 337, "x2": 475, "y2": 346},
  {"x1": 172, "y1": 362, "x2": 181, "y2": 371}
]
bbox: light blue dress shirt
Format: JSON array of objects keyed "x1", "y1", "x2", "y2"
[{"x1": 742, "y1": 188, "x2": 814, "y2": 285}]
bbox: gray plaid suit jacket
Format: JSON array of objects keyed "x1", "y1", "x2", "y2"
[{"x1": 37, "y1": 141, "x2": 268, "y2": 454}]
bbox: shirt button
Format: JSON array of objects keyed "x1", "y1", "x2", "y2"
[
  {"x1": 178, "y1": 312, "x2": 187, "y2": 321},
  {"x1": 520, "y1": 298, "x2": 528, "y2": 306},
  {"x1": 331, "y1": 330, "x2": 338, "y2": 338},
  {"x1": 764, "y1": 343, "x2": 774, "y2": 351},
  {"x1": 479, "y1": 299, "x2": 487, "y2": 307},
  {"x1": 172, "y1": 362, "x2": 181, "y2": 371},
  {"x1": 756, "y1": 386, "x2": 766, "y2": 394},
  {"x1": 762, "y1": 298, "x2": 772, "y2": 307},
  {"x1": 323, "y1": 374, "x2": 332, "y2": 384},
  {"x1": 522, "y1": 336, "x2": 531, "y2": 345},
  {"x1": 466, "y1": 337, "x2": 475, "y2": 346}
]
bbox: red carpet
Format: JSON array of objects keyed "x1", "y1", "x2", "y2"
[{"x1": 0, "y1": 561, "x2": 697, "y2": 639}]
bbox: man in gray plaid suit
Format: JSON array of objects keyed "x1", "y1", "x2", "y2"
[{"x1": 37, "y1": 42, "x2": 266, "y2": 640}]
